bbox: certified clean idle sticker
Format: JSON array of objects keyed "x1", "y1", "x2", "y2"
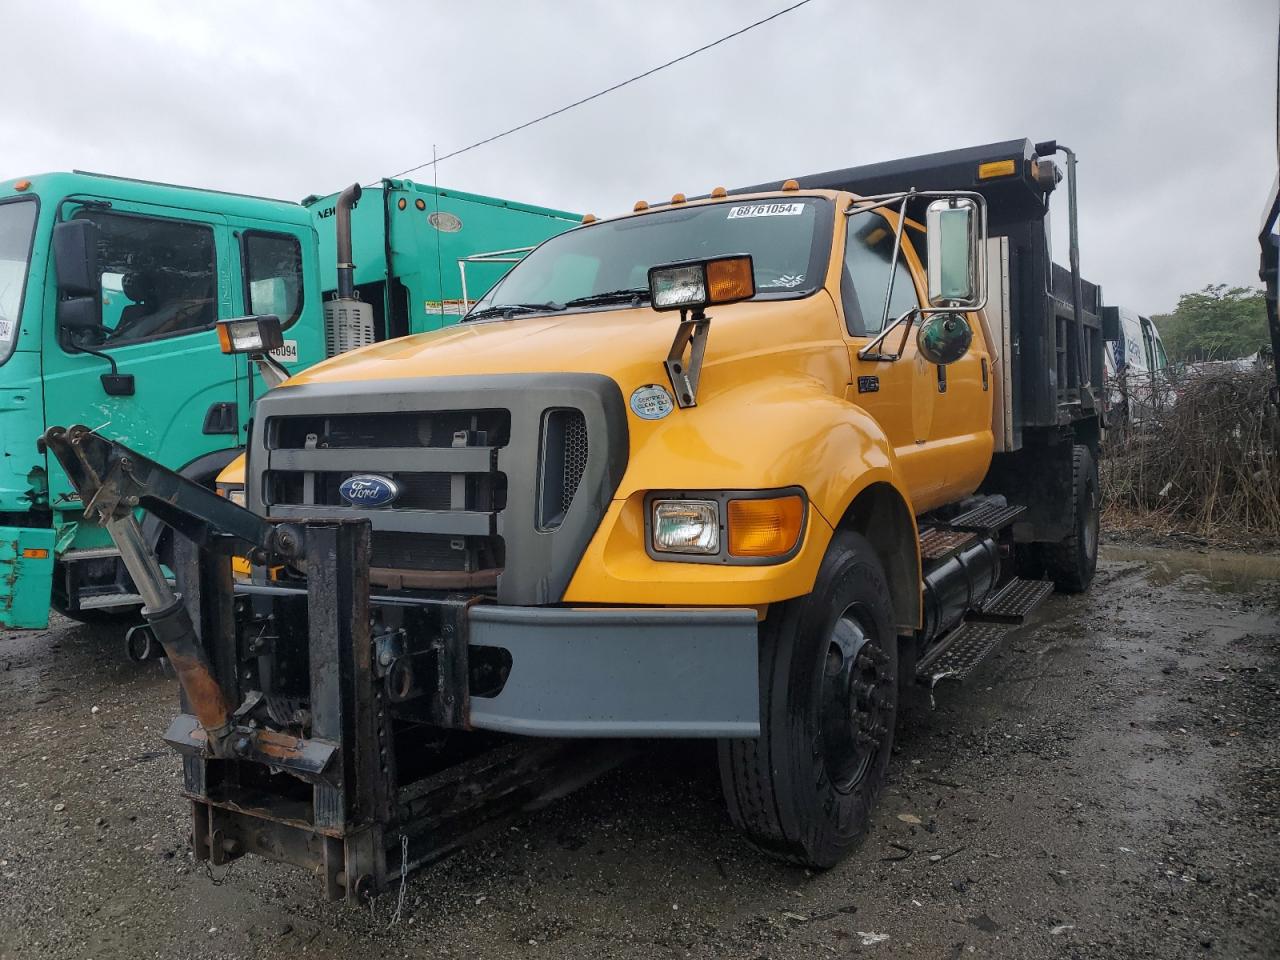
[
  {"x1": 727, "y1": 202, "x2": 805, "y2": 219},
  {"x1": 630, "y1": 384, "x2": 674, "y2": 420}
]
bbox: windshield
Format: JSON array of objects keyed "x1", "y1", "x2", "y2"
[
  {"x1": 469, "y1": 197, "x2": 832, "y2": 317},
  {"x1": 0, "y1": 199, "x2": 37, "y2": 363}
]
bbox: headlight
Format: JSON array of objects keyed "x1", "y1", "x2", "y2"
[
  {"x1": 217, "y1": 483, "x2": 247, "y2": 509},
  {"x1": 651, "y1": 499, "x2": 719, "y2": 554},
  {"x1": 216, "y1": 314, "x2": 283, "y2": 355}
]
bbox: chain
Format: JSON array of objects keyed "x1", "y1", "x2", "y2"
[{"x1": 388, "y1": 833, "x2": 409, "y2": 927}]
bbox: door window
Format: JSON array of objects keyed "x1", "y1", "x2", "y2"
[
  {"x1": 243, "y1": 232, "x2": 303, "y2": 328},
  {"x1": 842, "y1": 215, "x2": 920, "y2": 336},
  {"x1": 0, "y1": 198, "x2": 37, "y2": 365},
  {"x1": 73, "y1": 210, "x2": 217, "y2": 347}
]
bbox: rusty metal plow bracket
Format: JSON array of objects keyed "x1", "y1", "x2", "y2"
[{"x1": 164, "y1": 714, "x2": 338, "y2": 784}]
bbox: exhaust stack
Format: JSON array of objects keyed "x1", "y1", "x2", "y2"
[{"x1": 324, "y1": 182, "x2": 376, "y2": 357}]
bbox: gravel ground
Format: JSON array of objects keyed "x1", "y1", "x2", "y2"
[{"x1": 1, "y1": 542, "x2": 1277, "y2": 959}]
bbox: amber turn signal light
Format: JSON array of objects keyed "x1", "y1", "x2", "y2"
[
  {"x1": 21, "y1": 547, "x2": 49, "y2": 560},
  {"x1": 727, "y1": 495, "x2": 805, "y2": 558},
  {"x1": 706, "y1": 257, "x2": 754, "y2": 305}
]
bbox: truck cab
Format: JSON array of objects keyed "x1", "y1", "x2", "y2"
[
  {"x1": 1102, "y1": 305, "x2": 1172, "y2": 425},
  {"x1": 0, "y1": 173, "x2": 324, "y2": 627},
  {"x1": 0, "y1": 173, "x2": 578, "y2": 628}
]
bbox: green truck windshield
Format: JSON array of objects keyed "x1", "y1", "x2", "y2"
[
  {"x1": 470, "y1": 197, "x2": 831, "y2": 317},
  {"x1": 0, "y1": 199, "x2": 37, "y2": 363}
]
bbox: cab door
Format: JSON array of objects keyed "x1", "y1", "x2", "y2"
[
  {"x1": 839, "y1": 211, "x2": 992, "y2": 513},
  {"x1": 41, "y1": 199, "x2": 240, "y2": 508},
  {"x1": 840, "y1": 211, "x2": 935, "y2": 506},
  {"x1": 229, "y1": 223, "x2": 321, "y2": 437}
]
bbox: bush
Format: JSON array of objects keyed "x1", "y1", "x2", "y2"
[{"x1": 1103, "y1": 364, "x2": 1280, "y2": 542}]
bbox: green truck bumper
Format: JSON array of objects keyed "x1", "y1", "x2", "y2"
[{"x1": 0, "y1": 526, "x2": 55, "y2": 629}]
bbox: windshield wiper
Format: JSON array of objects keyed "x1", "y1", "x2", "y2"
[
  {"x1": 464, "y1": 302, "x2": 564, "y2": 322},
  {"x1": 562, "y1": 288, "x2": 651, "y2": 309}
]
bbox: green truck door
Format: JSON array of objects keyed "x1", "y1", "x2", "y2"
[{"x1": 41, "y1": 200, "x2": 241, "y2": 516}]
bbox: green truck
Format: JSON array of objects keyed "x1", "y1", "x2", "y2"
[{"x1": 0, "y1": 172, "x2": 578, "y2": 629}]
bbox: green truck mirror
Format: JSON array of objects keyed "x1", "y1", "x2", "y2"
[
  {"x1": 52, "y1": 220, "x2": 99, "y2": 298},
  {"x1": 52, "y1": 220, "x2": 103, "y2": 333}
]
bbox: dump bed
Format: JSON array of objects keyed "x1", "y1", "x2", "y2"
[{"x1": 737, "y1": 139, "x2": 1107, "y2": 439}]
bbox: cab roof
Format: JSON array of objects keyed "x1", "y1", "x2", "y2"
[{"x1": 0, "y1": 171, "x2": 313, "y2": 225}]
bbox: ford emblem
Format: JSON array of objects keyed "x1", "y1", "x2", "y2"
[{"x1": 339, "y1": 474, "x2": 400, "y2": 508}]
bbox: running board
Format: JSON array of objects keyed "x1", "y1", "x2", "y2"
[
  {"x1": 916, "y1": 620, "x2": 1014, "y2": 682},
  {"x1": 915, "y1": 577, "x2": 1055, "y2": 684},
  {"x1": 973, "y1": 577, "x2": 1055, "y2": 624},
  {"x1": 944, "y1": 502, "x2": 1026, "y2": 534}
]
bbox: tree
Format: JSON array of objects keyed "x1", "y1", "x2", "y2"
[{"x1": 1152, "y1": 284, "x2": 1269, "y2": 362}]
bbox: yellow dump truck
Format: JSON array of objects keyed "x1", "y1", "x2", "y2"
[{"x1": 44, "y1": 138, "x2": 1108, "y2": 898}]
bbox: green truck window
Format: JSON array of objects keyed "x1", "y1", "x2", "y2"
[
  {"x1": 0, "y1": 198, "x2": 37, "y2": 365},
  {"x1": 843, "y1": 215, "x2": 919, "y2": 336},
  {"x1": 243, "y1": 231, "x2": 303, "y2": 328},
  {"x1": 74, "y1": 210, "x2": 217, "y2": 347}
]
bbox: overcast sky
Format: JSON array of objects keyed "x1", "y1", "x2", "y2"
[{"x1": 3, "y1": 0, "x2": 1274, "y2": 314}]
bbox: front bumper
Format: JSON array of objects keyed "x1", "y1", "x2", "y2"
[{"x1": 468, "y1": 605, "x2": 760, "y2": 737}]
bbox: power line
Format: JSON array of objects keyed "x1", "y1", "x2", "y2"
[{"x1": 382, "y1": 0, "x2": 816, "y2": 181}]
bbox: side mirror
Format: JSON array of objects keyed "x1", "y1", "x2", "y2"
[
  {"x1": 917, "y1": 312, "x2": 973, "y2": 365},
  {"x1": 926, "y1": 197, "x2": 984, "y2": 308},
  {"x1": 57, "y1": 297, "x2": 103, "y2": 333},
  {"x1": 52, "y1": 220, "x2": 100, "y2": 297},
  {"x1": 53, "y1": 220, "x2": 103, "y2": 334}
]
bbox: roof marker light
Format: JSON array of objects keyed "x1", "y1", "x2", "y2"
[
  {"x1": 781, "y1": 179, "x2": 800, "y2": 191},
  {"x1": 710, "y1": 186, "x2": 727, "y2": 198},
  {"x1": 14, "y1": 179, "x2": 30, "y2": 191},
  {"x1": 671, "y1": 193, "x2": 686, "y2": 204},
  {"x1": 581, "y1": 213, "x2": 597, "y2": 223},
  {"x1": 978, "y1": 159, "x2": 1017, "y2": 180},
  {"x1": 634, "y1": 200, "x2": 649, "y2": 211}
]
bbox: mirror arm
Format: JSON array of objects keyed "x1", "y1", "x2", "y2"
[
  {"x1": 664, "y1": 307, "x2": 711, "y2": 408},
  {"x1": 67, "y1": 331, "x2": 120, "y2": 378},
  {"x1": 876, "y1": 189, "x2": 914, "y2": 333},
  {"x1": 65, "y1": 332, "x2": 136, "y2": 396},
  {"x1": 251, "y1": 352, "x2": 290, "y2": 390},
  {"x1": 857, "y1": 308, "x2": 918, "y2": 362}
]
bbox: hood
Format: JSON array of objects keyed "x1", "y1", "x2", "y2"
[{"x1": 282, "y1": 295, "x2": 851, "y2": 404}]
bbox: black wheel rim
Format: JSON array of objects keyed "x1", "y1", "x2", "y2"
[{"x1": 819, "y1": 604, "x2": 891, "y2": 794}]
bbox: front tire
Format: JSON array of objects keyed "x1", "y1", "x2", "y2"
[{"x1": 718, "y1": 530, "x2": 898, "y2": 868}]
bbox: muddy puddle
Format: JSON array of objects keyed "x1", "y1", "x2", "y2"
[{"x1": 2, "y1": 542, "x2": 1277, "y2": 959}]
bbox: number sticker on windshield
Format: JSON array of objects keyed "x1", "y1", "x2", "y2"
[{"x1": 726, "y1": 203, "x2": 805, "y2": 219}]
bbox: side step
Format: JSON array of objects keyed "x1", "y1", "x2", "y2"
[
  {"x1": 945, "y1": 502, "x2": 1026, "y2": 534},
  {"x1": 915, "y1": 577, "x2": 1055, "y2": 683},
  {"x1": 976, "y1": 577, "x2": 1055, "y2": 624},
  {"x1": 916, "y1": 620, "x2": 1014, "y2": 681}
]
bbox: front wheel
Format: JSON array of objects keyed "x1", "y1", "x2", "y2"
[{"x1": 718, "y1": 530, "x2": 898, "y2": 868}]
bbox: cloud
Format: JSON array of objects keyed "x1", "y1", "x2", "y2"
[{"x1": 3, "y1": 0, "x2": 1273, "y2": 313}]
